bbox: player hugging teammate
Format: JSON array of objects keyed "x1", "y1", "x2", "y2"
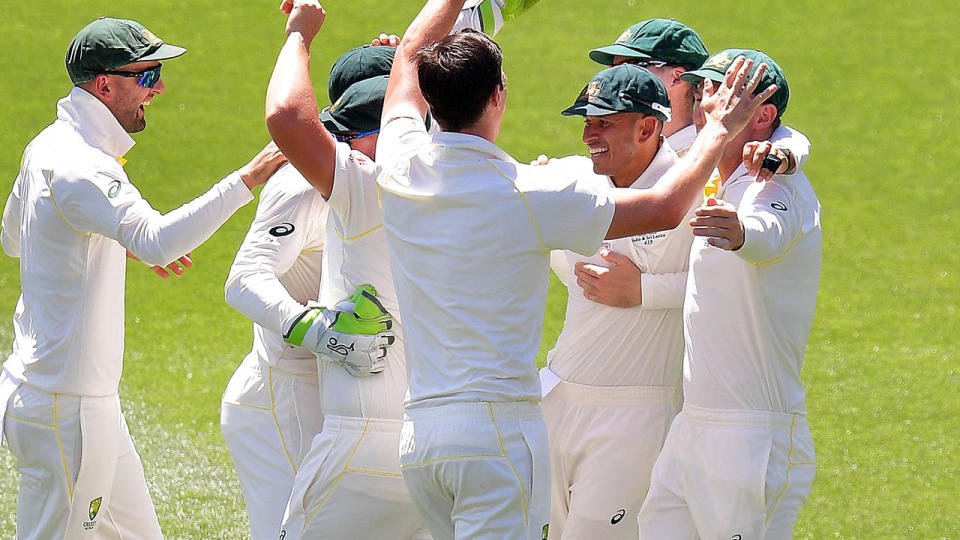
[{"x1": 1, "y1": 1, "x2": 820, "y2": 539}]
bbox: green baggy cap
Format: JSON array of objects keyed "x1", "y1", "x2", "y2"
[
  {"x1": 328, "y1": 45, "x2": 396, "y2": 104},
  {"x1": 680, "y1": 48, "x2": 790, "y2": 117},
  {"x1": 562, "y1": 64, "x2": 671, "y2": 122},
  {"x1": 589, "y1": 18, "x2": 708, "y2": 70},
  {"x1": 321, "y1": 75, "x2": 389, "y2": 134},
  {"x1": 66, "y1": 17, "x2": 186, "y2": 84}
]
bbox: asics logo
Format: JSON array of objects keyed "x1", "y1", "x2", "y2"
[
  {"x1": 611, "y1": 508, "x2": 626, "y2": 525},
  {"x1": 326, "y1": 337, "x2": 355, "y2": 357}
]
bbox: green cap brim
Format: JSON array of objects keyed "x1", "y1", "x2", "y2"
[
  {"x1": 560, "y1": 102, "x2": 621, "y2": 117},
  {"x1": 588, "y1": 44, "x2": 653, "y2": 66},
  {"x1": 138, "y1": 43, "x2": 187, "y2": 62},
  {"x1": 319, "y1": 107, "x2": 349, "y2": 134},
  {"x1": 679, "y1": 69, "x2": 725, "y2": 85}
]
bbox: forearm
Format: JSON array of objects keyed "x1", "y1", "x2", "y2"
[
  {"x1": 385, "y1": 0, "x2": 468, "y2": 119},
  {"x1": 266, "y1": 33, "x2": 336, "y2": 197},
  {"x1": 771, "y1": 125, "x2": 810, "y2": 173},
  {"x1": 124, "y1": 173, "x2": 252, "y2": 266},
  {"x1": 608, "y1": 124, "x2": 729, "y2": 239},
  {"x1": 2, "y1": 189, "x2": 21, "y2": 257},
  {"x1": 225, "y1": 267, "x2": 308, "y2": 337}
]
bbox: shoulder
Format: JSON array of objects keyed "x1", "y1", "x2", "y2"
[{"x1": 259, "y1": 163, "x2": 320, "y2": 206}]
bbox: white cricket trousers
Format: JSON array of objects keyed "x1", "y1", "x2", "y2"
[
  {"x1": 1, "y1": 380, "x2": 162, "y2": 539},
  {"x1": 399, "y1": 401, "x2": 550, "y2": 540},
  {"x1": 281, "y1": 415, "x2": 431, "y2": 539},
  {"x1": 542, "y1": 380, "x2": 680, "y2": 540},
  {"x1": 637, "y1": 404, "x2": 817, "y2": 539},
  {"x1": 220, "y1": 357, "x2": 323, "y2": 540}
]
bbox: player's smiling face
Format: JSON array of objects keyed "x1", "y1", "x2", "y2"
[
  {"x1": 582, "y1": 112, "x2": 644, "y2": 184},
  {"x1": 104, "y1": 60, "x2": 165, "y2": 133}
]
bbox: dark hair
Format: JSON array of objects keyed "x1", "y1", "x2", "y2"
[{"x1": 414, "y1": 30, "x2": 503, "y2": 132}]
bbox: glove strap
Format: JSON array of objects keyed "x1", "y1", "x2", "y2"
[{"x1": 284, "y1": 308, "x2": 323, "y2": 346}]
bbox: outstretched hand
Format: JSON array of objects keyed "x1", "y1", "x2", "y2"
[
  {"x1": 280, "y1": 0, "x2": 326, "y2": 45},
  {"x1": 372, "y1": 33, "x2": 400, "y2": 46},
  {"x1": 699, "y1": 56, "x2": 778, "y2": 139},
  {"x1": 126, "y1": 251, "x2": 193, "y2": 279},
  {"x1": 239, "y1": 141, "x2": 287, "y2": 190}
]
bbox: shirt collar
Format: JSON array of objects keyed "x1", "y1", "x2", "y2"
[
  {"x1": 666, "y1": 124, "x2": 697, "y2": 153},
  {"x1": 57, "y1": 87, "x2": 136, "y2": 160},
  {"x1": 431, "y1": 131, "x2": 517, "y2": 165}
]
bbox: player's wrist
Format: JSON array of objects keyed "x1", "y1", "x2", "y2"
[{"x1": 283, "y1": 307, "x2": 323, "y2": 346}]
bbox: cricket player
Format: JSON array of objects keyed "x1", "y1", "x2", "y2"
[
  {"x1": 539, "y1": 65, "x2": 694, "y2": 540},
  {"x1": 370, "y1": 0, "x2": 775, "y2": 537},
  {"x1": 637, "y1": 49, "x2": 821, "y2": 539},
  {"x1": 220, "y1": 44, "x2": 396, "y2": 540},
  {"x1": 266, "y1": 5, "x2": 434, "y2": 535},
  {"x1": 575, "y1": 18, "x2": 811, "y2": 310},
  {"x1": 0, "y1": 17, "x2": 287, "y2": 538}
]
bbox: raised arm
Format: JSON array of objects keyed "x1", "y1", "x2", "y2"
[
  {"x1": 266, "y1": 0, "x2": 338, "y2": 198},
  {"x1": 606, "y1": 57, "x2": 777, "y2": 240},
  {"x1": 383, "y1": 0, "x2": 469, "y2": 122}
]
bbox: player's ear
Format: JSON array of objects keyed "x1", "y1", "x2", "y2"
[
  {"x1": 83, "y1": 75, "x2": 114, "y2": 103},
  {"x1": 671, "y1": 67, "x2": 686, "y2": 87},
  {"x1": 755, "y1": 103, "x2": 779, "y2": 129},
  {"x1": 636, "y1": 114, "x2": 660, "y2": 143}
]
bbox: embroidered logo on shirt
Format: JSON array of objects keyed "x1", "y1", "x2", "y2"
[
  {"x1": 611, "y1": 508, "x2": 626, "y2": 525},
  {"x1": 771, "y1": 201, "x2": 788, "y2": 211},
  {"x1": 84, "y1": 496, "x2": 103, "y2": 530},
  {"x1": 107, "y1": 180, "x2": 121, "y2": 198},
  {"x1": 269, "y1": 222, "x2": 295, "y2": 237}
]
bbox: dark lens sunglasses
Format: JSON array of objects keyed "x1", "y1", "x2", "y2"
[
  {"x1": 102, "y1": 64, "x2": 163, "y2": 88},
  {"x1": 334, "y1": 128, "x2": 379, "y2": 143}
]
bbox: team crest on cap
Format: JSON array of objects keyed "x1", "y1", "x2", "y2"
[
  {"x1": 585, "y1": 80, "x2": 601, "y2": 101},
  {"x1": 705, "y1": 52, "x2": 733, "y2": 71},
  {"x1": 141, "y1": 29, "x2": 162, "y2": 46},
  {"x1": 615, "y1": 28, "x2": 633, "y2": 43}
]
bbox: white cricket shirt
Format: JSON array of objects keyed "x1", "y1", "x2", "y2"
[
  {"x1": 547, "y1": 140, "x2": 695, "y2": 387},
  {"x1": 317, "y1": 143, "x2": 408, "y2": 421},
  {"x1": 1, "y1": 87, "x2": 253, "y2": 396},
  {"x1": 224, "y1": 163, "x2": 328, "y2": 375},
  {"x1": 376, "y1": 113, "x2": 615, "y2": 407},
  {"x1": 683, "y1": 161, "x2": 822, "y2": 413},
  {"x1": 667, "y1": 124, "x2": 698, "y2": 155}
]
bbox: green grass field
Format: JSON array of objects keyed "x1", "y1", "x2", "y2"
[{"x1": 1, "y1": 0, "x2": 957, "y2": 538}]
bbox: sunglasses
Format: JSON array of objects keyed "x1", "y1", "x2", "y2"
[
  {"x1": 102, "y1": 64, "x2": 163, "y2": 88},
  {"x1": 334, "y1": 128, "x2": 379, "y2": 142},
  {"x1": 632, "y1": 59, "x2": 670, "y2": 69}
]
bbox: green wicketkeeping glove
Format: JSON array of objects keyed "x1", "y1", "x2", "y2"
[{"x1": 284, "y1": 285, "x2": 394, "y2": 377}]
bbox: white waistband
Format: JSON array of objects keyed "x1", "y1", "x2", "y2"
[
  {"x1": 553, "y1": 379, "x2": 679, "y2": 404},
  {"x1": 323, "y1": 414, "x2": 401, "y2": 432},
  {"x1": 403, "y1": 401, "x2": 542, "y2": 421},
  {"x1": 681, "y1": 403, "x2": 806, "y2": 429}
]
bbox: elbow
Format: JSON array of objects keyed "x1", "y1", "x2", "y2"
[
  {"x1": 265, "y1": 103, "x2": 301, "y2": 143},
  {"x1": 224, "y1": 276, "x2": 243, "y2": 310}
]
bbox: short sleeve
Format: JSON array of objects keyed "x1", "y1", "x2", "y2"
[
  {"x1": 327, "y1": 143, "x2": 381, "y2": 237},
  {"x1": 516, "y1": 161, "x2": 615, "y2": 256}
]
